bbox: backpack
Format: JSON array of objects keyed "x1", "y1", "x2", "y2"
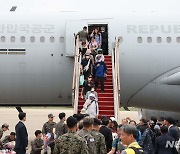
[{"x1": 129, "y1": 147, "x2": 144, "y2": 154}]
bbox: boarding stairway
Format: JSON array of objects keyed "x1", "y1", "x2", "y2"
[{"x1": 72, "y1": 37, "x2": 120, "y2": 120}]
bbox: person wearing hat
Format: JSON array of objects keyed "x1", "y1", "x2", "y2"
[
  {"x1": 85, "y1": 84, "x2": 98, "y2": 101},
  {"x1": 42, "y1": 113, "x2": 56, "y2": 154},
  {"x1": 0, "y1": 123, "x2": 9, "y2": 139},
  {"x1": 81, "y1": 50, "x2": 93, "y2": 80},
  {"x1": 83, "y1": 93, "x2": 99, "y2": 118},
  {"x1": 95, "y1": 49, "x2": 105, "y2": 63},
  {"x1": 15, "y1": 112, "x2": 28, "y2": 154},
  {"x1": 54, "y1": 116, "x2": 89, "y2": 154},
  {"x1": 80, "y1": 74, "x2": 94, "y2": 99}
]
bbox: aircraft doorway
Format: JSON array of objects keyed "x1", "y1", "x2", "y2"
[{"x1": 88, "y1": 24, "x2": 109, "y2": 55}]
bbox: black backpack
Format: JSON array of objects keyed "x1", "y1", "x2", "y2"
[{"x1": 129, "y1": 147, "x2": 144, "y2": 154}]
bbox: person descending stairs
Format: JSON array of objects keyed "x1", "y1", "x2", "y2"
[{"x1": 78, "y1": 55, "x2": 114, "y2": 118}]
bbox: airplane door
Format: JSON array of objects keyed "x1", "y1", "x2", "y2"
[{"x1": 65, "y1": 20, "x2": 88, "y2": 56}]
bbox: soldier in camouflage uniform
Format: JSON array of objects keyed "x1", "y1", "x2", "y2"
[
  {"x1": 54, "y1": 116, "x2": 89, "y2": 154},
  {"x1": 77, "y1": 117, "x2": 97, "y2": 154},
  {"x1": 2, "y1": 132, "x2": 16, "y2": 144},
  {"x1": 30, "y1": 130, "x2": 44, "y2": 154},
  {"x1": 42, "y1": 113, "x2": 56, "y2": 154},
  {"x1": 91, "y1": 118, "x2": 107, "y2": 154}
]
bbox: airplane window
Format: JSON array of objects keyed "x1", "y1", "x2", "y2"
[
  {"x1": 50, "y1": 36, "x2": 55, "y2": 43},
  {"x1": 167, "y1": 37, "x2": 171, "y2": 43},
  {"x1": 11, "y1": 36, "x2": 15, "y2": 42},
  {"x1": 147, "y1": 37, "x2": 152, "y2": 43},
  {"x1": 176, "y1": 37, "x2": 180, "y2": 43},
  {"x1": 20, "y1": 36, "x2": 25, "y2": 43},
  {"x1": 157, "y1": 37, "x2": 162, "y2": 43},
  {"x1": 119, "y1": 37, "x2": 123, "y2": 43},
  {"x1": 1, "y1": 36, "x2": 5, "y2": 42},
  {"x1": 60, "y1": 37, "x2": 64, "y2": 43},
  {"x1": 137, "y1": 37, "x2": 142, "y2": 43},
  {"x1": 40, "y1": 36, "x2": 45, "y2": 42},
  {"x1": 30, "y1": 36, "x2": 35, "y2": 43}
]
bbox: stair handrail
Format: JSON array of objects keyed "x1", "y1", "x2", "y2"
[
  {"x1": 72, "y1": 36, "x2": 82, "y2": 114},
  {"x1": 112, "y1": 37, "x2": 120, "y2": 121}
]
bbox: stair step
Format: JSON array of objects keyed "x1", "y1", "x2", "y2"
[
  {"x1": 78, "y1": 105, "x2": 114, "y2": 110},
  {"x1": 98, "y1": 114, "x2": 114, "y2": 118},
  {"x1": 99, "y1": 110, "x2": 114, "y2": 115},
  {"x1": 78, "y1": 109, "x2": 114, "y2": 114},
  {"x1": 78, "y1": 100, "x2": 114, "y2": 105},
  {"x1": 79, "y1": 93, "x2": 113, "y2": 97},
  {"x1": 98, "y1": 97, "x2": 114, "y2": 101},
  {"x1": 96, "y1": 89, "x2": 113, "y2": 93}
]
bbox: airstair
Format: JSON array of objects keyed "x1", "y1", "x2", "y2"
[{"x1": 72, "y1": 37, "x2": 120, "y2": 121}]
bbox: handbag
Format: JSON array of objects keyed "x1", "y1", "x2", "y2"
[{"x1": 79, "y1": 74, "x2": 84, "y2": 86}]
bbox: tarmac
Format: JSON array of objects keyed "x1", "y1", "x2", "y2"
[{"x1": 0, "y1": 107, "x2": 139, "y2": 152}]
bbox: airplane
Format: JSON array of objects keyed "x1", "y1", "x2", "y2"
[{"x1": 0, "y1": 0, "x2": 180, "y2": 122}]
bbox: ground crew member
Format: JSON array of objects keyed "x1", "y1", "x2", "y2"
[
  {"x1": 54, "y1": 116, "x2": 89, "y2": 154},
  {"x1": 42, "y1": 113, "x2": 56, "y2": 154},
  {"x1": 91, "y1": 118, "x2": 107, "y2": 154},
  {"x1": 77, "y1": 117, "x2": 97, "y2": 154},
  {"x1": 30, "y1": 130, "x2": 44, "y2": 154}
]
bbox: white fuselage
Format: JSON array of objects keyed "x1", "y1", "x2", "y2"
[{"x1": 0, "y1": 0, "x2": 180, "y2": 114}]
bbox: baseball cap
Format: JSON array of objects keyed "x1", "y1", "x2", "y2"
[
  {"x1": 89, "y1": 93, "x2": 95, "y2": 98},
  {"x1": 48, "y1": 113, "x2": 55, "y2": 118},
  {"x1": 2, "y1": 123, "x2": 9, "y2": 130}
]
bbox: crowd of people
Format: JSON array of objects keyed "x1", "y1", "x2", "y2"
[
  {"x1": 0, "y1": 111, "x2": 180, "y2": 154},
  {"x1": 77, "y1": 26, "x2": 109, "y2": 119}
]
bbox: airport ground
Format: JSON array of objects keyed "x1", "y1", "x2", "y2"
[{"x1": 0, "y1": 107, "x2": 138, "y2": 152}]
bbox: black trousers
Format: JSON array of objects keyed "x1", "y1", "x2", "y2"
[
  {"x1": 95, "y1": 76, "x2": 104, "y2": 91},
  {"x1": 102, "y1": 43, "x2": 108, "y2": 55},
  {"x1": 15, "y1": 150, "x2": 26, "y2": 154}
]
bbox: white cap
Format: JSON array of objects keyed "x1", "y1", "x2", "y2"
[
  {"x1": 110, "y1": 117, "x2": 116, "y2": 121},
  {"x1": 89, "y1": 93, "x2": 95, "y2": 98}
]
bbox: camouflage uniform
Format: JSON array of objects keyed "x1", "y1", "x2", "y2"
[
  {"x1": 53, "y1": 130, "x2": 89, "y2": 154},
  {"x1": 91, "y1": 129, "x2": 107, "y2": 154},
  {"x1": 42, "y1": 121, "x2": 56, "y2": 154},
  {"x1": 30, "y1": 138, "x2": 44, "y2": 154},
  {"x1": 2, "y1": 135, "x2": 15, "y2": 144},
  {"x1": 77, "y1": 128, "x2": 97, "y2": 154},
  {"x1": 0, "y1": 128, "x2": 3, "y2": 139},
  {"x1": 55, "y1": 121, "x2": 67, "y2": 139}
]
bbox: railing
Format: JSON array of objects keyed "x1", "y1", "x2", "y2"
[
  {"x1": 112, "y1": 37, "x2": 121, "y2": 121},
  {"x1": 72, "y1": 36, "x2": 82, "y2": 114}
]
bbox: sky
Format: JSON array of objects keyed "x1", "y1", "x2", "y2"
[{"x1": 0, "y1": 0, "x2": 180, "y2": 15}]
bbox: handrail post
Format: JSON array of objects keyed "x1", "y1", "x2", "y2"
[
  {"x1": 72, "y1": 36, "x2": 81, "y2": 114},
  {"x1": 112, "y1": 37, "x2": 120, "y2": 122}
]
